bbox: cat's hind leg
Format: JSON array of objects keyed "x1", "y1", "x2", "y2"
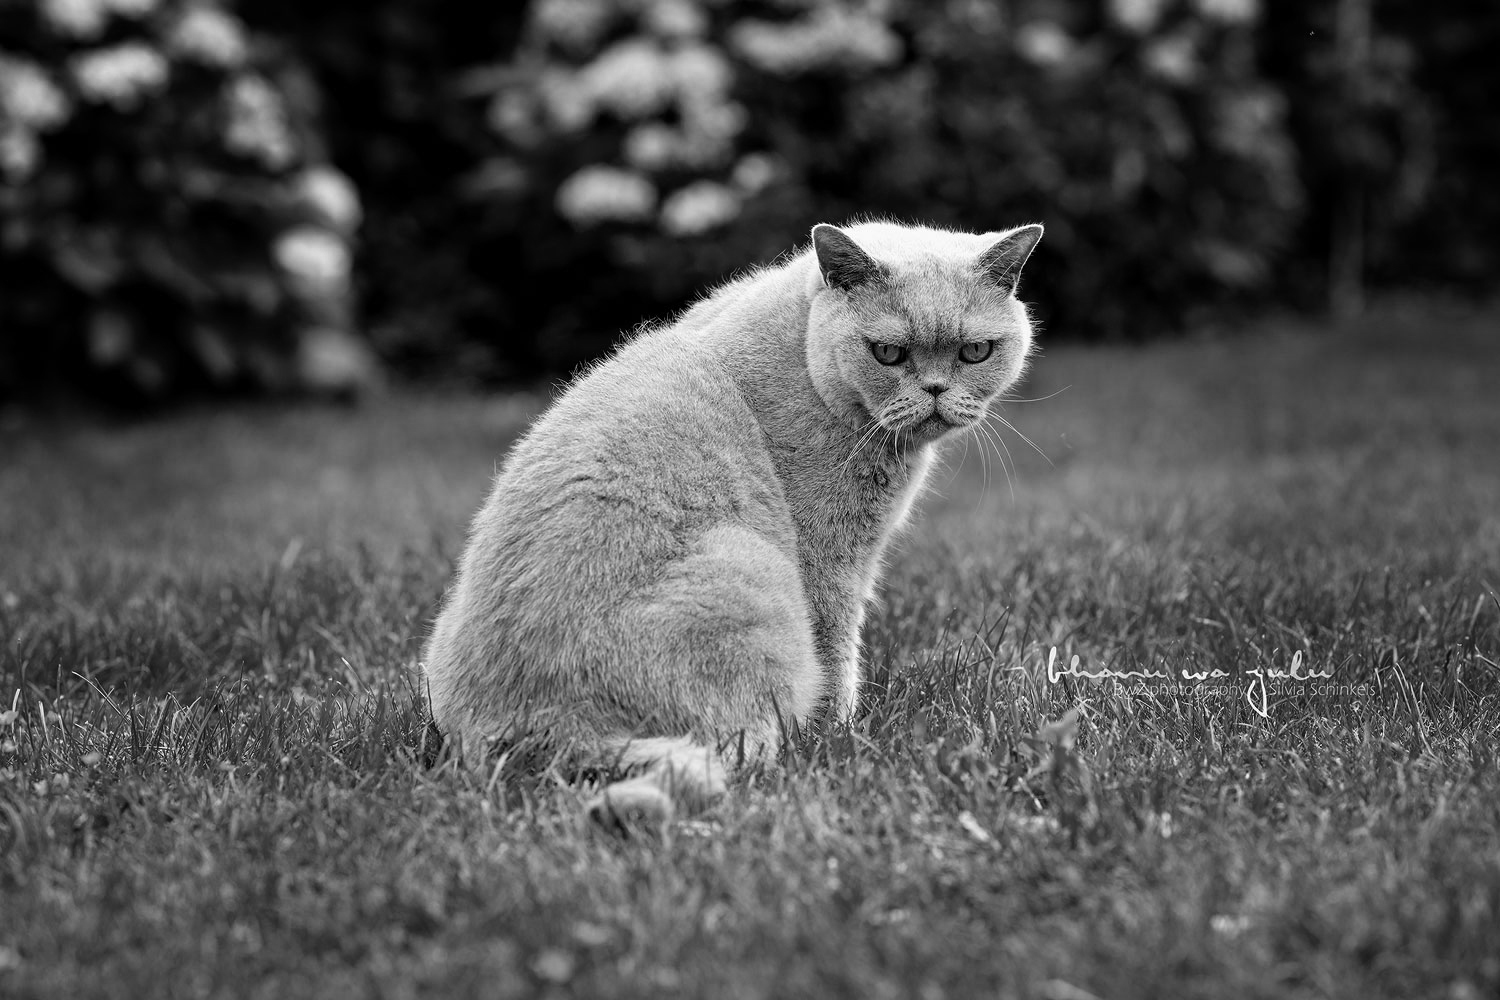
[
  {"x1": 584, "y1": 736, "x2": 730, "y2": 834},
  {"x1": 582, "y1": 525, "x2": 816, "y2": 833}
]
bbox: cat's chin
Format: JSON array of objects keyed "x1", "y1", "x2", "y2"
[{"x1": 900, "y1": 413, "x2": 964, "y2": 444}]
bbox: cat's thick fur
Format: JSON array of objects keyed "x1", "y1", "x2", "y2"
[{"x1": 423, "y1": 220, "x2": 1042, "y2": 827}]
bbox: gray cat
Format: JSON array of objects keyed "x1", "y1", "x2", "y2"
[{"x1": 424, "y1": 220, "x2": 1043, "y2": 827}]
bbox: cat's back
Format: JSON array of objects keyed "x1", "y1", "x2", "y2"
[
  {"x1": 466, "y1": 323, "x2": 791, "y2": 602},
  {"x1": 514, "y1": 326, "x2": 761, "y2": 500}
]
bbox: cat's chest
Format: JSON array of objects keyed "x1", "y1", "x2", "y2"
[
  {"x1": 784, "y1": 444, "x2": 934, "y2": 559},
  {"x1": 849, "y1": 449, "x2": 929, "y2": 529}
]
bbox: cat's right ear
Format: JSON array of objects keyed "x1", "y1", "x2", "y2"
[
  {"x1": 977, "y1": 224, "x2": 1044, "y2": 296},
  {"x1": 812, "y1": 224, "x2": 884, "y2": 292}
]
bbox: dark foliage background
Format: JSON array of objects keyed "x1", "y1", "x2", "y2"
[{"x1": 0, "y1": 0, "x2": 1494, "y2": 404}]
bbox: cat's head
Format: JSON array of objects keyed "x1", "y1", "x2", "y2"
[{"x1": 804, "y1": 221, "x2": 1042, "y2": 445}]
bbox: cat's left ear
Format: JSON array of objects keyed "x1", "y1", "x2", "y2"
[
  {"x1": 977, "y1": 224, "x2": 1044, "y2": 296},
  {"x1": 812, "y1": 224, "x2": 885, "y2": 292}
]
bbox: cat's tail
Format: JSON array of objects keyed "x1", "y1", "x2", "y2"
[{"x1": 585, "y1": 735, "x2": 731, "y2": 834}]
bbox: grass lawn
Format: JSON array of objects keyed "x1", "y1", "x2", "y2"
[{"x1": 2, "y1": 297, "x2": 1498, "y2": 999}]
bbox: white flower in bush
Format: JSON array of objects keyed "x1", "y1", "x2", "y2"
[
  {"x1": 105, "y1": 0, "x2": 160, "y2": 18},
  {"x1": 555, "y1": 165, "x2": 657, "y2": 226},
  {"x1": 675, "y1": 96, "x2": 746, "y2": 167},
  {"x1": 622, "y1": 104, "x2": 743, "y2": 171},
  {"x1": 168, "y1": 6, "x2": 250, "y2": 68},
  {"x1": 538, "y1": 70, "x2": 594, "y2": 133},
  {"x1": 295, "y1": 326, "x2": 382, "y2": 396},
  {"x1": 1212, "y1": 88, "x2": 1286, "y2": 155},
  {"x1": 1143, "y1": 34, "x2": 1199, "y2": 85},
  {"x1": 665, "y1": 44, "x2": 733, "y2": 99},
  {"x1": 71, "y1": 42, "x2": 169, "y2": 110},
  {"x1": 295, "y1": 166, "x2": 362, "y2": 235},
  {"x1": 43, "y1": 0, "x2": 158, "y2": 38},
  {"x1": 531, "y1": 0, "x2": 614, "y2": 54},
  {"x1": 659, "y1": 180, "x2": 739, "y2": 237},
  {"x1": 1196, "y1": 0, "x2": 1260, "y2": 25},
  {"x1": 729, "y1": 7, "x2": 901, "y2": 76},
  {"x1": 42, "y1": 0, "x2": 109, "y2": 39},
  {"x1": 0, "y1": 57, "x2": 71, "y2": 131},
  {"x1": 583, "y1": 38, "x2": 675, "y2": 119},
  {"x1": 589, "y1": 45, "x2": 743, "y2": 169},
  {"x1": 623, "y1": 122, "x2": 678, "y2": 171},
  {"x1": 644, "y1": 0, "x2": 708, "y2": 40},
  {"x1": 1195, "y1": 238, "x2": 1266, "y2": 286},
  {"x1": 488, "y1": 90, "x2": 540, "y2": 146},
  {"x1": 730, "y1": 152, "x2": 779, "y2": 195},
  {"x1": 274, "y1": 226, "x2": 351, "y2": 291},
  {"x1": 1015, "y1": 22, "x2": 1075, "y2": 67},
  {"x1": 1109, "y1": 0, "x2": 1168, "y2": 35},
  {"x1": 0, "y1": 126, "x2": 41, "y2": 182},
  {"x1": 87, "y1": 309, "x2": 134, "y2": 366},
  {"x1": 225, "y1": 74, "x2": 294, "y2": 168},
  {"x1": 460, "y1": 156, "x2": 528, "y2": 198}
]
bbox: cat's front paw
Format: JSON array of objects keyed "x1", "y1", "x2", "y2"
[{"x1": 586, "y1": 777, "x2": 674, "y2": 837}]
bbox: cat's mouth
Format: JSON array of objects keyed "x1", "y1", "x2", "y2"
[
  {"x1": 882, "y1": 401, "x2": 971, "y2": 439},
  {"x1": 905, "y1": 411, "x2": 958, "y2": 438}
]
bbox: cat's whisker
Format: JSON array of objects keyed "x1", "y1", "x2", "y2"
[
  {"x1": 990, "y1": 410, "x2": 1053, "y2": 467},
  {"x1": 978, "y1": 424, "x2": 993, "y2": 498},
  {"x1": 840, "y1": 417, "x2": 887, "y2": 474},
  {"x1": 997, "y1": 384, "x2": 1072, "y2": 405},
  {"x1": 853, "y1": 417, "x2": 885, "y2": 454},
  {"x1": 976, "y1": 417, "x2": 1016, "y2": 504},
  {"x1": 951, "y1": 427, "x2": 972, "y2": 490},
  {"x1": 992, "y1": 424, "x2": 1019, "y2": 503},
  {"x1": 971, "y1": 420, "x2": 996, "y2": 503},
  {"x1": 958, "y1": 422, "x2": 991, "y2": 512}
]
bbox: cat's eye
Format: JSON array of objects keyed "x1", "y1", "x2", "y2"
[
  {"x1": 959, "y1": 340, "x2": 996, "y2": 364},
  {"x1": 869, "y1": 342, "x2": 907, "y2": 366}
]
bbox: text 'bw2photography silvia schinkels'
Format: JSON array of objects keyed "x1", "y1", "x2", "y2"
[{"x1": 2, "y1": 1, "x2": 1497, "y2": 997}]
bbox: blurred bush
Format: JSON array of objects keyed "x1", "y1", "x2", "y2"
[
  {"x1": 235, "y1": 1, "x2": 527, "y2": 380},
  {"x1": 0, "y1": 0, "x2": 375, "y2": 405},
  {"x1": 456, "y1": 0, "x2": 1303, "y2": 356},
  {"x1": 1, "y1": 0, "x2": 1493, "y2": 403},
  {"x1": 1266, "y1": 0, "x2": 1498, "y2": 306},
  {"x1": 1263, "y1": 0, "x2": 1435, "y2": 318},
  {"x1": 1396, "y1": 1, "x2": 1500, "y2": 290}
]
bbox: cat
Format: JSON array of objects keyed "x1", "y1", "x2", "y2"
[{"x1": 422, "y1": 219, "x2": 1043, "y2": 829}]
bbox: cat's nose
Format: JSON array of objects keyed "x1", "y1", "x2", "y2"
[{"x1": 923, "y1": 383, "x2": 948, "y2": 396}]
